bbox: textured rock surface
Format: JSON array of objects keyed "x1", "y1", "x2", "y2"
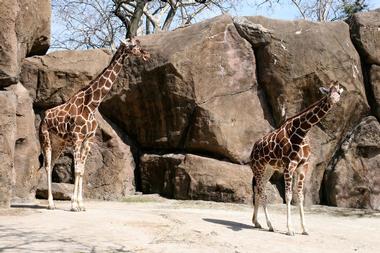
[
  {"x1": 36, "y1": 180, "x2": 73, "y2": 201},
  {"x1": 348, "y1": 9, "x2": 380, "y2": 65},
  {"x1": 323, "y1": 117, "x2": 380, "y2": 210},
  {"x1": 0, "y1": 92, "x2": 17, "y2": 208},
  {"x1": 140, "y1": 153, "x2": 282, "y2": 204},
  {"x1": 21, "y1": 49, "x2": 112, "y2": 109},
  {"x1": 8, "y1": 11, "x2": 380, "y2": 209},
  {"x1": 348, "y1": 9, "x2": 380, "y2": 121},
  {"x1": 370, "y1": 65, "x2": 380, "y2": 120},
  {"x1": 0, "y1": 0, "x2": 50, "y2": 87},
  {"x1": 6, "y1": 83, "x2": 40, "y2": 202},
  {"x1": 0, "y1": 2, "x2": 19, "y2": 86},
  {"x1": 101, "y1": 15, "x2": 272, "y2": 163},
  {"x1": 83, "y1": 112, "x2": 136, "y2": 200},
  {"x1": 234, "y1": 16, "x2": 369, "y2": 205}
]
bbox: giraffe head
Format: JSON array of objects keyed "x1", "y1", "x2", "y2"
[
  {"x1": 121, "y1": 38, "x2": 150, "y2": 61},
  {"x1": 319, "y1": 81, "x2": 344, "y2": 104}
]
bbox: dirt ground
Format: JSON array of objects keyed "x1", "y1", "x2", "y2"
[{"x1": 0, "y1": 195, "x2": 379, "y2": 253}]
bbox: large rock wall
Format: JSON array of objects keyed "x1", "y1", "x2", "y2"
[
  {"x1": 0, "y1": 92, "x2": 17, "y2": 208},
  {"x1": 322, "y1": 116, "x2": 380, "y2": 210},
  {"x1": 0, "y1": 0, "x2": 50, "y2": 207},
  {"x1": 6, "y1": 83, "x2": 40, "y2": 203},
  {"x1": 2, "y1": 3, "x2": 379, "y2": 210},
  {"x1": 100, "y1": 15, "x2": 272, "y2": 164},
  {"x1": 0, "y1": 0, "x2": 50, "y2": 87}
]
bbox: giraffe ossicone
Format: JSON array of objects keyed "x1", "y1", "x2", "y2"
[
  {"x1": 249, "y1": 82, "x2": 344, "y2": 235},
  {"x1": 39, "y1": 40, "x2": 149, "y2": 211}
]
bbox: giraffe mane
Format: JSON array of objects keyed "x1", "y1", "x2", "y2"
[{"x1": 283, "y1": 95, "x2": 328, "y2": 123}]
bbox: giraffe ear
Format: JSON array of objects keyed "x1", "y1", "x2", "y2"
[
  {"x1": 120, "y1": 39, "x2": 127, "y2": 46},
  {"x1": 319, "y1": 87, "x2": 330, "y2": 95}
]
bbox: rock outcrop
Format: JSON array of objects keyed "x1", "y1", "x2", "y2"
[
  {"x1": 2, "y1": 3, "x2": 380, "y2": 210},
  {"x1": 83, "y1": 112, "x2": 136, "y2": 200},
  {"x1": 348, "y1": 9, "x2": 380, "y2": 120},
  {"x1": 0, "y1": 0, "x2": 50, "y2": 207},
  {"x1": 36, "y1": 181, "x2": 73, "y2": 201},
  {"x1": 6, "y1": 83, "x2": 40, "y2": 203},
  {"x1": 0, "y1": 92, "x2": 17, "y2": 207},
  {"x1": 370, "y1": 65, "x2": 380, "y2": 119},
  {"x1": 140, "y1": 153, "x2": 282, "y2": 204},
  {"x1": 323, "y1": 117, "x2": 380, "y2": 210},
  {"x1": 0, "y1": 0, "x2": 50, "y2": 87},
  {"x1": 21, "y1": 49, "x2": 112, "y2": 109},
  {"x1": 100, "y1": 15, "x2": 272, "y2": 164},
  {"x1": 348, "y1": 9, "x2": 380, "y2": 65}
]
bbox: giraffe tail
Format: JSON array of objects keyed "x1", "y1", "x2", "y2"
[
  {"x1": 38, "y1": 119, "x2": 49, "y2": 171},
  {"x1": 252, "y1": 175, "x2": 256, "y2": 189}
]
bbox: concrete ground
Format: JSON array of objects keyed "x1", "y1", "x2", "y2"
[{"x1": 0, "y1": 195, "x2": 379, "y2": 253}]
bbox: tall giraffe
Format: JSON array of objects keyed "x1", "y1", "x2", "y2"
[
  {"x1": 249, "y1": 82, "x2": 343, "y2": 235},
  {"x1": 39, "y1": 39, "x2": 149, "y2": 211}
]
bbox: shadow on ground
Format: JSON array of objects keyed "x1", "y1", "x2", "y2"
[
  {"x1": 0, "y1": 225, "x2": 132, "y2": 253},
  {"x1": 10, "y1": 204, "x2": 46, "y2": 210},
  {"x1": 202, "y1": 218, "x2": 254, "y2": 231}
]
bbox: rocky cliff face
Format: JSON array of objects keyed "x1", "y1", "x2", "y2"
[{"x1": 1, "y1": 3, "x2": 379, "y2": 210}]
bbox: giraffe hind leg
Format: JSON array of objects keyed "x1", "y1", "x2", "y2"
[
  {"x1": 39, "y1": 122, "x2": 55, "y2": 210},
  {"x1": 71, "y1": 136, "x2": 93, "y2": 212},
  {"x1": 71, "y1": 140, "x2": 82, "y2": 212},
  {"x1": 261, "y1": 166, "x2": 275, "y2": 232},
  {"x1": 297, "y1": 162, "x2": 309, "y2": 235},
  {"x1": 285, "y1": 161, "x2": 298, "y2": 236},
  {"x1": 253, "y1": 186, "x2": 262, "y2": 229},
  {"x1": 77, "y1": 137, "x2": 94, "y2": 211},
  {"x1": 251, "y1": 165, "x2": 265, "y2": 229}
]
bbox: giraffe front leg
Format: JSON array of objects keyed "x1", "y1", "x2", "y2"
[
  {"x1": 78, "y1": 172, "x2": 85, "y2": 211},
  {"x1": 297, "y1": 164, "x2": 309, "y2": 235},
  {"x1": 45, "y1": 148, "x2": 55, "y2": 210},
  {"x1": 285, "y1": 162, "x2": 296, "y2": 236},
  {"x1": 71, "y1": 142, "x2": 82, "y2": 212},
  {"x1": 71, "y1": 172, "x2": 80, "y2": 212},
  {"x1": 76, "y1": 137, "x2": 93, "y2": 211}
]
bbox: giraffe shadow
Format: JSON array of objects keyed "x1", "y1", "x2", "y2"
[
  {"x1": 202, "y1": 218, "x2": 255, "y2": 231},
  {"x1": 11, "y1": 204, "x2": 47, "y2": 210},
  {"x1": 11, "y1": 204, "x2": 69, "y2": 212},
  {"x1": 203, "y1": 218, "x2": 295, "y2": 235}
]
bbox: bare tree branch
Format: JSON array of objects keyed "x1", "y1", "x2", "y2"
[{"x1": 51, "y1": 0, "x2": 243, "y2": 49}]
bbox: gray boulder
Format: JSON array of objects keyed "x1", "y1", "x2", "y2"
[
  {"x1": 0, "y1": 92, "x2": 17, "y2": 208},
  {"x1": 140, "y1": 153, "x2": 282, "y2": 204},
  {"x1": 323, "y1": 116, "x2": 380, "y2": 210}
]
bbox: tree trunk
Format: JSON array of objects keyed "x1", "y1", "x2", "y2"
[
  {"x1": 127, "y1": 0, "x2": 146, "y2": 38},
  {"x1": 162, "y1": 6, "x2": 176, "y2": 31}
]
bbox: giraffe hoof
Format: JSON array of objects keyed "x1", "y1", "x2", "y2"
[
  {"x1": 302, "y1": 231, "x2": 309, "y2": 235},
  {"x1": 286, "y1": 231, "x2": 295, "y2": 236},
  {"x1": 268, "y1": 227, "x2": 275, "y2": 232},
  {"x1": 70, "y1": 207, "x2": 80, "y2": 212},
  {"x1": 47, "y1": 205, "x2": 55, "y2": 210},
  {"x1": 79, "y1": 207, "x2": 86, "y2": 212},
  {"x1": 254, "y1": 222, "x2": 262, "y2": 229}
]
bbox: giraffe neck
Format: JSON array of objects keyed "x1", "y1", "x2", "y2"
[
  {"x1": 83, "y1": 45, "x2": 128, "y2": 111},
  {"x1": 286, "y1": 95, "x2": 332, "y2": 135}
]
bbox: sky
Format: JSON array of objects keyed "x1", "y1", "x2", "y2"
[{"x1": 220, "y1": 0, "x2": 380, "y2": 20}]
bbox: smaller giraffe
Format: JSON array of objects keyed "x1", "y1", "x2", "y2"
[
  {"x1": 39, "y1": 38, "x2": 149, "y2": 211},
  {"x1": 249, "y1": 82, "x2": 343, "y2": 235}
]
